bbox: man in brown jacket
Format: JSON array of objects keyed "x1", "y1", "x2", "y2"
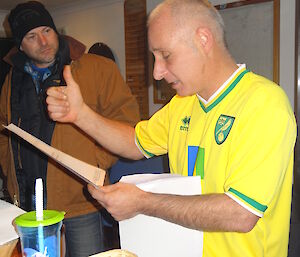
[{"x1": 0, "y1": 1, "x2": 140, "y2": 256}]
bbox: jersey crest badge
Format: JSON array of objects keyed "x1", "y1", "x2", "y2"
[{"x1": 215, "y1": 115, "x2": 235, "y2": 144}]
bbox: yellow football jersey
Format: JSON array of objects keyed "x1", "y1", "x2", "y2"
[{"x1": 135, "y1": 65, "x2": 296, "y2": 257}]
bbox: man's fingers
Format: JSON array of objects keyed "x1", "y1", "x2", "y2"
[
  {"x1": 49, "y1": 112, "x2": 68, "y2": 121},
  {"x1": 47, "y1": 102, "x2": 69, "y2": 113},
  {"x1": 46, "y1": 93, "x2": 67, "y2": 104},
  {"x1": 46, "y1": 86, "x2": 69, "y2": 119},
  {"x1": 87, "y1": 184, "x2": 109, "y2": 207},
  {"x1": 87, "y1": 184, "x2": 104, "y2": 198},
  {"x1": 47, "y1": 86, "x2": 67, "y2": 99}
]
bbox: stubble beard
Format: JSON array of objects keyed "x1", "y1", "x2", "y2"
[{"x1": 31, "y1": 44, "x2": 58, "y2": 68}]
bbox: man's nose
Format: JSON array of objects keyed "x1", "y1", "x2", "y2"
[
  {"x1": 153, "y1": 60, "x2": 167, "y2": 81},
  {"x1": 38, "y1": 34, "x2": 47, "y2": 45}
]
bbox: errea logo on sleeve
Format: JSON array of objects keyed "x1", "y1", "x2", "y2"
[{"x1": 180, "y1": 116, "x2": 191, "y2": 132}]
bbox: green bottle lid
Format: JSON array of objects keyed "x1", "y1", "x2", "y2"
[{"x1": 15, "y1": 210, "x2": 65, "y2": 227}]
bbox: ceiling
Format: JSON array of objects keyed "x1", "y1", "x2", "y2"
[{"x1": 0, "y1": 0, "x2": 96, "y2": 12}]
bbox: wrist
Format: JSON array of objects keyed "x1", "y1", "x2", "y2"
[
  {"x1": 75, "y1": 102, "x2": 89, "y2": 127},
  {"x1": 138, "y1": 190, "x2": 152, "y2": 216}
]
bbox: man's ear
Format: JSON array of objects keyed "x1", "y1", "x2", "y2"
[
  {"x1": 194, "y1": 27, "x2": 213, "y2": 53},
  {"x1": 20, "y1": 45, "x2": 23, "y2": 51}
]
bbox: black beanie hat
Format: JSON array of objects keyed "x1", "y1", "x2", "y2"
[{"x1": 8, "y1": 1, "x2": 58, "y2": 48}]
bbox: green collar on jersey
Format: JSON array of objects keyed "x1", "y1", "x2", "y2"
[{"x1": 199, "y1": 69, "x2": 249, "y2": 113}]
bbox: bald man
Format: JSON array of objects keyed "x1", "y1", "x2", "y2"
[{"x1": 46, "y1": 1, "x2": 296, "y2": 256}]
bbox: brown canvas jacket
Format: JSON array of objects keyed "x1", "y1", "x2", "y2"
[{"x1": 0, "y1": 36, "x2": 140, "y2": 218}]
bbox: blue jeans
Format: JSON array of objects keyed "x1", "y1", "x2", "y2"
[{"x1": 64, "y1": 211, "x2": 105, "y2": 257}]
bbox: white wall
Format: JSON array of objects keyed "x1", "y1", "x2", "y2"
[
  {"x1": 52, "y1": 0, "x2": 126, "y2": 78},
  {"x1": 280, "y1": 0, "x2": 296, "y2": 110}
]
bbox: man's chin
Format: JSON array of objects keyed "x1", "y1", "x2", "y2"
[
  {"x1": 172, "y1": 83, "x2": 191, "y2": 97},
  {"x1": 176, "y1": 90, "x2": 194, "y2": 98},
  {"x1": 34, "y1": 58, "x2": 55, "y2": 68}
]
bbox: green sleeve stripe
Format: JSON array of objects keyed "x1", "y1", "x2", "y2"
[
  {"x1": 228, "y1": 188, "x2": 268, "y2": 212},
  {"x1": 135, "y1": 136, "x2": 155, "y2": 158}
]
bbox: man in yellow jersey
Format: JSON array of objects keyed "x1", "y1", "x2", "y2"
[{"x1": 46, "y1": 0, "x2": 296, "y2": 256}]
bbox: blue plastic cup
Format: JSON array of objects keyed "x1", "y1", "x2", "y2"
[{"x1": 15, "y1": 210, "x2": 65, "y2": 257}]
